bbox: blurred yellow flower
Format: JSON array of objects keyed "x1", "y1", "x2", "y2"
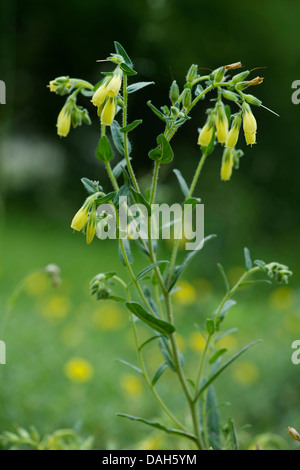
[
  {"x1": 64, "y1": 357, "x2": 94, "y2": 384},
  {"x1": 193, "y1": 278, "x2": 213, "y2": 303},
  {"x1": 173, "y1": 281, "x2": 197, "y2": 305},
  {"x1": 41, "y1": 296, "x2": 71, "y2": 319},
  {"x1": 217, "y1": 333, "x2": 238, "y2": 351},
  {"x1": 121, "y1": 374, "x2": 143, "y2": 397},
  {"x1": 138, "y1": 434, "x2": 164, "y2": 450},
  {"x1": 24, "y1": 272, "x2": 48, "y2": 296},
  {"x1": 269, "y1": 287, "x2": 295, "y2": 311},
  {"x1": 92, "y1": 304, "x2": 126, "y2": 331},
  {"x1": 189, "y1": 331, "x2": 206, "y2": 352},
  {"x1": 232, "y1": 360, "x2": 259, "y2": 385}
]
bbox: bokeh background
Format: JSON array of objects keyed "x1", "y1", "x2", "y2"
[{"x1": 0, "y1": 0, "x2": 299, "y2": 450}]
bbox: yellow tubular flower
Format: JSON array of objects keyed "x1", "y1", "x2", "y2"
[
  {"x1": 91, "y1": 83, "x2": 107, "y2": 108},
  {"x1": 221, "y1": 149, "x2": 234, "y2": 181},
  {"x1": 71, "y1": 206, "x2": 89, "y2": 231},
  {"x1": 101, "y1": 98, "x2": 116, "y2": 126},
  {"x1": 215, "y1": 102, "x2": 228, "y2": 143},
  {"x1": 243, "y1": 108, "x2": 257, "y2": 145},
  {"x1": 226, "y1": 115, "x2": 242, "y2": 149},
  {"x1": 56, "y1": 106, "x2": 71, "y2": 137},
  {"x1": 198, "y1": 123, "x2": 214, "y2": 147},
  {"x1": 106, "y1": 74, "x2": 122, "y2": 98}
]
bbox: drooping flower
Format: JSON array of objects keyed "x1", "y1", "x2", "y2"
[
  {"x1": 215, "y1": 101, "x2": 228, "y2": 143},
  {"x1": 101, "y1": 98, "x2": 116, "y2": 126},
  {"x1": 226, "y1": 114, "x2": 242, "y2": 149},
  {"x1": 71, "y1": 206, "x2": 89, "y2": 231},
  {"x1": 220, "y1": 148, "x2": 234, "y2": 181},
  {"x1": 56, "y1": 106, "x2": 71, "y2": 137},
  {"x1": 243, "y1": 104, "x2": 257, "y2": 145}
]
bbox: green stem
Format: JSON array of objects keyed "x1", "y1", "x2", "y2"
[
  {"x1": 122, "y1": 74, "x2": 140, "y2": 192},
  {"x1": 104, "y1": 161, "x2": 119, "y2": 192}
]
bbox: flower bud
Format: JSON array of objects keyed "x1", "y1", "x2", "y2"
[
  {"x1": 222, "y1": 90, "x2": 240, "y2": 102},
  {"x1": 101, "y1": 98, "x2": 116, "y2": 126},
  {"x1": 186, "y1": 64, "x2": 198, "y2": 83},
  {"x1": 56, "y1": 106, "x2": 71, "y2": 138},
  {"x1": 182, "y1": 88, "x2": 191, "y2": 108},
  {"x1": 242, "y1": 104, "x2": 257, "y2": 146},
  {"x1": 169, "y1": 80, "x2": 180, "y2": 104},
  {"x1": 71, "y1": 206, "x2": 89, "y2": 231},
  {"x1": 288, "y1": 427, "x2": 300, "y2": 441},
  {"x1": 86, "y1": 210, "x2": 97, "y2": 245},
  {"x1": 215, "y1": 102, "x2": 228, "y2": 143},
  {"x1": 226, "y1": 114, "x2": 241, "y2": 149},
  {"x1": 49, "y1": 80, "x2": 57, "y2": 92},
  {"x1": 106, "y1": 70, "x2": 122, "y2": 97},
  {"x1": 243, "y1": 94, "x2": 262, "y2": 107},
  {"x1": 220, "y1": 148, "x2": 234, "y2": 181},
  {"x1": 213, "y1": 67, "x2": 225, "y2": 84},
  {"x1": 230, "y1": 70, "x2": 250, "y2": 84},
  {"x1": 224, "y1": 62, "x2": 242, "y2": 70}
]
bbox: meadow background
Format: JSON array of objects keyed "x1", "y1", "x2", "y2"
[{"x1": 0, "y1": 0, "x2": 299, "y2": 450}]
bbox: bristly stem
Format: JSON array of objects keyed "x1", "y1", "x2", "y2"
[{"x1": 122, "y1": 74, "x2": 140, "y2": 192}]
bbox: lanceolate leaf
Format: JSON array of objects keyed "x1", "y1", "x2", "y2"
[
  {"x1": 116, "y1": 359, "x2": 143, "y2": 375},
  {"x1": 111, "y1": 121, "x2": 132, "y2": 156},
  {"x1": 116, "y1": 414, "x2": 197, "y2": 443},
  {"x1": 125, "y1": 301, "x2": 175, "y2": 335},
  {"x1": 114, "y1": 41, "x2": 133, "y2": 68},
  {"x1": 127, "y1": 82, "x2": 154, "y2": 94},
  {"x1": 118, "y1": 239, "x2": 133, "y2": 266},
  {"x1": 151, "y1": 362, "x2": 168, "y2": 386},
  {"x1": 96, "y1": 135, "x2": 114, "y2": 162},
  {"x1": 205, "y1": 386, "x2": 221, "y2": 450},
  {"x1": 173, "y1": 169, "x2": 189, "y2": 197},
  {"x1": 112, "y1": 158, "x2": 132, "y2": 179},
  {"x1": 136, "y1": 261, "x2": 169, "y2": 281},
  {"x1": 217, "y1": 263, "x2": 230, "y2": 292},
  {"x1": 120, "y1": 120, "x2": 143, "y2": 133},
  {"x1": 195, "y1": 340, "x2": 261, "y2": 401},
  {"x1": 95, "y1": 192, "x2": 116, "y2": 205},
  {"x1": 244, "y1": 247, "x2": 253, "y2": 271},
  {"x1": 81, "y1": 177, "x2": 102, "y2": 194},
  {"x1": 209, "y1": 348, "x2": 227, "y2": 365}
]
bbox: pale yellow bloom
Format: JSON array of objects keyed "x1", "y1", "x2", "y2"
[
  {"x1": 56, "y1": 106, "x2": 71, "y2": 137},
  {"x1": 121, "y1": 374, "x2": 143, "y2": 396},
  {"x1": 197, "y1": 123, "x2": 214, "y2": 147},
  {"x1": 232, "y1": 360, "x2": 259, "y2": 385},
  {"x1": 91, "y1": 83, "x2": 107, "y2": 107},
  {"x1": 243, "y1": 110, "x2": 257, "y2": 145},
  {"x1": 49, "y1": 80, "x2": 57, "y2": 92},
  {"x1": 101, "y1": 98, "x2": 116, "y2": 126},
  {"x1": 226, "y1": 126, "x2": 240, "y2": 149},
  {"x1": 71, "y1": 206, "x2": 89, "y2": 231},
  {"x1": 220, "y1": 149, "x2": 234, "y2": 181},
  {"x1": 86, "y1": 212, "x2": 97, "y2": 245},
  {"x1": 64, "y1": 357, "x2": 94, "y2": 383},
  {"x1": 216, "y1": 115, "x2": 228, "y2": 143},
  {"x1": 106, "y1": 74, "x2": 122, "y2": 97}
]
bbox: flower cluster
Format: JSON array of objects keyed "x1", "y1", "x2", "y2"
[
  {"x1": 71, "y1": 193, "x2": 100, "y2": 245},
  {"x1": 91, "y1": 68, "x2": 123, "y2": 126}
]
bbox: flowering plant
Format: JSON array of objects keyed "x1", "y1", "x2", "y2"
[{"x1": 49, "y1": 42, "x2": 292, "y2": 450}]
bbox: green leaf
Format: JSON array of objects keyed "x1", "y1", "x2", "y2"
[
  {"x1": 118, "y1": 239, "x2": 133, "y2": 266},
  {"x1": 159, "y1": 337, "x2": 176, "y2": 371},
  {"x1": 81, "y1": 177, "x2": 102, "y2": 195},
  {"x1": 206, "y1": 319, "x2": 215, "y2": 336},
  {"x1": 116, "y1": 414, "x2": 197, "y2": 443},
  {"x1": 217, "y1": 263, "x2": 230, "y2": 293},
  {"x1": 254, "y1": 259, "x2": 266, "y2": 269},
  {"x1": 215, "y1": 328, "x2": 238, "y2": 342},
  {"x1": 168, "y1": 234, "x2": 217, "y2": 291},
  {"x1": 129, "y1": 187, "x2": 151, "y2": 214},
  {"x1": 114, "y1": 41, "x2": 133, "y2": 68},
  {"x1": 138, "y1": 335, "x2": 164, "y2": 352},
  {"x1": 137, "y1": 261, "x2": 169, "y2": 281},
  {"x1": 147, "y1": 101, "x2": 166, "y2": 122},
  {"x1": 215, "y1": 299, "x2": 237, "y2": 327},
  {"x1": 148, "y1": 134, "x2": 174, "y2": 164},
  {"x1": 95, "y1": 192, "x2": 117, "y2": 205},
  {"x1": 120, "y1": 120, "x2": 143, "y2": 133},
  {"x1": 195, "y1": 340, "x2": 261, "y2": 401},
  {"x1": 209, "y1": 348, "x2": 227, "y2": 364},
  {"x1": 109, "y1": 296, "x2": 126, "y2": 302},
  {"x1": 151, "y1": 362, "x2": 168, "y2": 386},
  {"x1": 244, "y1": 247, "x2": 252, "y2": 271},
  {"x1": 112, "y1": 157, "x2": 132, "y2": 179},
  {"x1": 228, "y1": 418, "x2": 239, "y2": 450},
  {"x1": 116, "y1": 359, "x2": 143, "y2": 375},
  {"x1": 173, "y1": 169, "x2": 189, "y2": 197},
  {"x1": 125, "y1": 301, "x2": 175, "y2": 335},
  {"x1": 120, "y1": 63, "x2": 137, "y2": 76},
  {"x1": 239, "y1": 279, "x2": 272, "y2": 287},
  {"x1": 111, "y1": 121, "x2": 132, "y2": 156},
  {"x1": 206, "y1": 386, "x2": 221, "y2": 450},
  {"x1": 96, "y1": 135, "x2": 113, "y2": 162},
  {"x1": 127, "y1": 82, "x2": 154, "y2": 94}
]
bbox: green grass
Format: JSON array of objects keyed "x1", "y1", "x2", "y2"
[{"x1": 0, "y1": 213, "x2": 299, "y2": 450}]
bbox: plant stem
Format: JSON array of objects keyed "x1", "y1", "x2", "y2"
[{"x1": 122, "y1": 74, "x2": 140, "y2": 192}]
